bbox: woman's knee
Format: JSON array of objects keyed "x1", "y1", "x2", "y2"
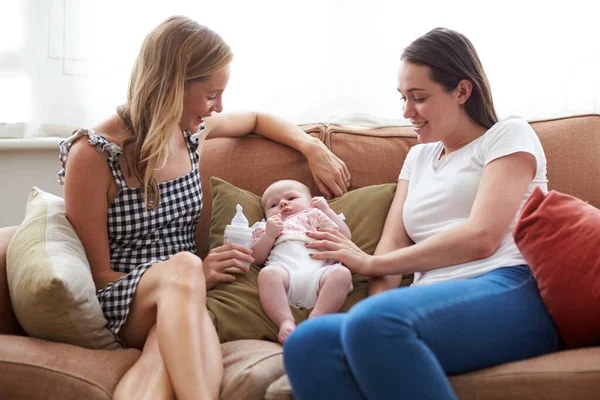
[
  {"x1": 343, "y1": 291, "x2": 417, "y2": 347},
  {"x1": 160, "y1": 251, "x2": 206, "y2": 297}
]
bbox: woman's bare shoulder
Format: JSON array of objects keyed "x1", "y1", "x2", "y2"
[
  {"x1": 65, "y1": 116, "x2": 126, "y2": 180},
  {"x1": 91, "y1": 114, "x2": 130, "y2": 145}
]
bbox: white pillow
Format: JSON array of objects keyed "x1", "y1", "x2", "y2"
[{"x1": 6, "y1": 187, "x2": 120, "y2": 349}]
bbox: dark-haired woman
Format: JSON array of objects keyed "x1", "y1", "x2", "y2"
[{"x1": 283, "y1": 28, "x2": 559, "y2": 400}]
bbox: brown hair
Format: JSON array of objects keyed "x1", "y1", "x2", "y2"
[
  {"x1": 117, "y1": 15, "x2": 233, "y2": 210},
  {"x1": 401, "y1": 28, "x2": 498, "y2": 129}
]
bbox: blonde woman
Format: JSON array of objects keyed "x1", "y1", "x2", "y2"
[{"x1": 58, "y1": 16, "x2": 351, "y2": 400}]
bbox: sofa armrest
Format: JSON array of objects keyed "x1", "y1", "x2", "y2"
[{"x1": 0, "y1": 226, "x2": 24, "y2": 335}]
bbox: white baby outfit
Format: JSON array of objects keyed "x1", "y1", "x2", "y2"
[{"x1": 252, "y1": 208, "x2": 352, "y2": 308}]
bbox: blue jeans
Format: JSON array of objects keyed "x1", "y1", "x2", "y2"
[{"x1": 283, "y1": 265, "x2": 558, "y2": 400}]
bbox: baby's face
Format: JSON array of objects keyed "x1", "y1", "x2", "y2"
[{"x1": 262, "y1": 182, "x2": 311, "y2": 220}]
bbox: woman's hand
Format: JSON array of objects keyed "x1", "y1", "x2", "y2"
[
  {"x1": 202, "y1": 243, "x2": 254, "y2": 289},
  {"x1": 305, "y1": 228, "x2": 372, "y2": 274},
  {"x1": 303, "y1": 139, "x2": 351, "y2": 199}
]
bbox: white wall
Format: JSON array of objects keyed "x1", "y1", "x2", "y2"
[{"x1": 0, "y1": 140, "x2": 63, "y2": 227}]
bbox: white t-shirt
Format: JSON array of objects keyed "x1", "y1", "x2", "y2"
[{"x1": 399, "y1": 116, "x2": 547, "y2": 286}]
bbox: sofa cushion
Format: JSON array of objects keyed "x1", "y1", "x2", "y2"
[
  {"x1": 6, "y1": 187, "x2": 120, "y2": 349},
  {"x1": 0, "y1": 335, "x2": 139, "y2": 400},
  {"x1": 325, "y1": 124, "x2": 418, "y2": 190},
  {"x1": 221, "y1": 339, "x2": 285, "y2": 400},
  {"x1": 514, "y1": 186, "x2": 600, "y2": 348},
  {"x1": 530, "y1": 115, "x2": 600, "y2": 210}
]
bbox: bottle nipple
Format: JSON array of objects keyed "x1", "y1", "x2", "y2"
[{"x1": 231, "y1": 204, "x2": 249, "y2": 227}]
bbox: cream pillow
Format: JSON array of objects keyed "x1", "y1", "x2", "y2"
[{"x1": 6, "y1": 187, "x2": 120, "y2": 349}]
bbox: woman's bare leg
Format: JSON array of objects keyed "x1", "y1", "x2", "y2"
[
  {"x1": 114, "y1": 252, "x2": 222, "y2": 400},
  {"x1": 258, "y1": 266, "x2": 295, "y2": 344},
  {"x1": 114, "y1": 326, "x2": 174, "y2": 399},
  {"x1": 310, "y1": 265, "x2": 352, "y2": 319}
]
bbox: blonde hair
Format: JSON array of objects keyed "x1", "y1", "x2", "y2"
[{"x1": 117, "y1": 15, "x2": 233, "y2": 210}]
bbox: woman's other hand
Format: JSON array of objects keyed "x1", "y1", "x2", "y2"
[
  {"x1": 305, "y1": 228, "x2": 371, "y2": 274},
  {"x1": 203, "y1": 243, "x2": 254, "y2": 289}
]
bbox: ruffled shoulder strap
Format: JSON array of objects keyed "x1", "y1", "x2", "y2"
[
  {"x1": 186, "y1": 123, "x2": 206, "y2": 163},
  {"x1": 57, "y1": 128, "x2": 124, "y2": 186}
]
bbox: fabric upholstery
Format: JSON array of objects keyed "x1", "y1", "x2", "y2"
[
  {"x1": 221, "y1": 340, "x2": 285, "y2": 400},
  {"x1": 0, "y1": 335, "x2": 139, "y2": 400},
  {"x1": 325, "y1": 124, "x2": 418, "y2": 190},
  {"x1": 5, "y1": 187, "x2": 119, "y2": 349},
  {"x1": 530, "y1": 115, "x2": 600, "y2": 209},
  {"x1": 0, "y1": 226, "x2": 23, "y2": 335},
  {"x1": 514, "y1": 186, "x2": 600, "y2": 348}
]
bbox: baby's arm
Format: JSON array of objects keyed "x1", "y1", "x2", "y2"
[
  {"x1": 251, "y1": 215, "x2": 284, "y2": 265},
  {"x1": 311, "y1": 197, "x2": 352, "y2": 239}
]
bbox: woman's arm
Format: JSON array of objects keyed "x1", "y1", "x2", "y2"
[
  {"x1": 204, "y1": 112, "x2": 350, "y2": 198},
  {"x1": 63, "y1": 138, "x2": 126, "y2": 290},
  {"x1": 368, "y1": 180, "x2": 414, "y2": 295},
  {"x1": 307, "y1": 152, "x2": 536, "y2": 276}
]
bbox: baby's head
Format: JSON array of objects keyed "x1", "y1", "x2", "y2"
[{"x1": 262, "y1": 180, "x2": 312, "y2": 220}]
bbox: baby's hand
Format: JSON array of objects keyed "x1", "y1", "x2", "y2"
[
  {"x1": 266, "y1": 214, "x2": 284, "y2": 238},
  {"x1": 310, "y1": 196, "x2": 330, "y2": 212}
]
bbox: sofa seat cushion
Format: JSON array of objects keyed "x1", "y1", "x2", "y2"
[
  {"x1": 449, "y1": 346, "x2": 600, "y2": 400},
  {"x1": 221, "y1": 339, "x2": 285, "y2": 400},
  {"x1": 0, "y1": 335, "x2": 140, "y2": 400},
  {"x1": 260, "y1": 347, "x2": 600, "y2": 400}
]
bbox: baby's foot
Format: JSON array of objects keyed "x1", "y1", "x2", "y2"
[{"x1": 277, "y1": 320, "x2": 296, "y2": 344}]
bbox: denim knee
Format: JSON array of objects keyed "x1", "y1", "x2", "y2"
[{"x1": 342, "y1": 290, "x2": 417, "y2": 352}]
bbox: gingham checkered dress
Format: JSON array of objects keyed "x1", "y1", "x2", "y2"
[{"x1": 57, "y1": 127, "x2": 203, "y2": 337}]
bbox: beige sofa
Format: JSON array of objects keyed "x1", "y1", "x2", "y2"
[{"x1": 1, "y1": 114, "x2": 600, "y2": 399}]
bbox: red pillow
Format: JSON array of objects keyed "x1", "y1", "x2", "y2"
[{"x1": 514, "y1": 186, "x2": 600, "y2": 348}]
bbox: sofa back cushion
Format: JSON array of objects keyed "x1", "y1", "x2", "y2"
[
  {"x1": 530, "y1": 114, "x2": 600, "y2": 209},
  {"x1": 325, "y1": 124, "x2": 418, "y2": 189}
]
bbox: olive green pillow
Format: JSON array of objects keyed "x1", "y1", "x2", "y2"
[{"x1": 206, "y1": 176, "x2": 397, "y2": 343}]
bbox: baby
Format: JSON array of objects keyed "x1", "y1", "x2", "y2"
[{"x1": 252, "y1": 179, "x2": 353, "y2": 343}]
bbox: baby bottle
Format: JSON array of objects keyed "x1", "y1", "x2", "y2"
[{"x1": 223, "y1": 204, "x2": 253, "y2": 273}]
